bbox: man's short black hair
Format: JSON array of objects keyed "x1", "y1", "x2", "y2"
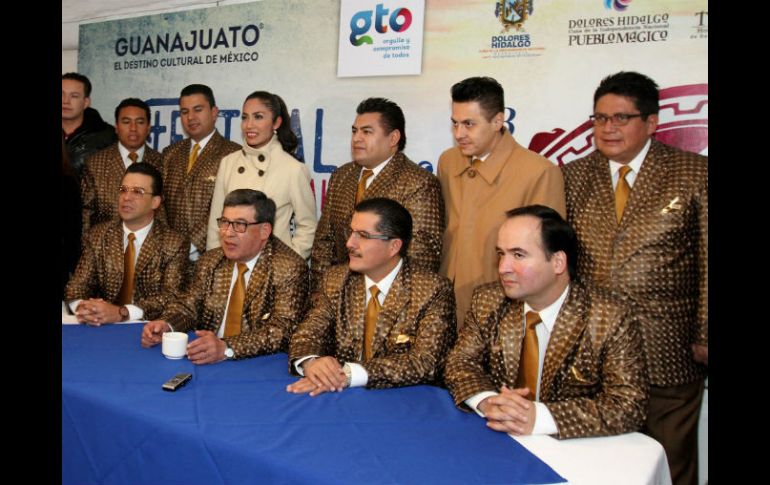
[{"x1": 354, "y1": 197, "x2": 413, "y2": 257}]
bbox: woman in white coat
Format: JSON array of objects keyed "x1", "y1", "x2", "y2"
[{"x1": 206, "y1": 91, "x2": 317, "y2": 258}]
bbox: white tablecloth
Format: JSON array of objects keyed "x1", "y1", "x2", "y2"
[{"x1": 514, "y1": 432, "x2": 671, "y2": 485}]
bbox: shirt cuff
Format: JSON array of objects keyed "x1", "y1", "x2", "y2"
[
  {"x1": 465, "y1": 391, "x2": 499, "y2": 417},
  {"x1": 293, "y1": 355, "x2": 319, "y2": 376},
  {"x1": 532, "y1": 402, "x2": 558, "y2": 435},
  {"x1": 69, "y1": 300, "x2": 82, "y2": 314},
  {"x1": 125, "y1": 304, "x2": 144, "y2": 321},
  {"x1": 347, "y1": 362, "x2": 368, "y2": 387}
]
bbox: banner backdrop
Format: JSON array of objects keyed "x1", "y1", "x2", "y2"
[{"x1": 79, "y1": 0, "x2": 708, "y2": 212}]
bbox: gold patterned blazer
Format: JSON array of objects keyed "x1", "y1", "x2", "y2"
[
  {"x1": 160, "y1": 131, "x2": 241, "y2": 252},
  {"x1": 80, "y1": 143, "x2": 163, "y2": 233},
  {"x1": 309, "y1": 152, "x2": 445, "y2": 292},
  {"x1": 65, "y1": 219, "x2": 189, "y2": 320},
  {"x1": 445, "y1": 282, "x2": 648, "y2": 439},
  {"x1": 162, "y1": 236, "x2": 309, "y2": 359},
  {"x1": 290, "y1": 259, "x2": 457, "y2": 388},
  {"x1": 562, "y1": 140, "x2": 707, "y2": 388}
]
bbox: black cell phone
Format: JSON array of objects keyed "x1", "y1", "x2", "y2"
[{"x1": 162, "y1": 373, "x2": 192, "y2": 392}]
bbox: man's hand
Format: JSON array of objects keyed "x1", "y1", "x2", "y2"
[
  {"x1": 141, "y1": 320, "x2": 170, "y2": 348},
  {"x1": 286, "y1": 357, "x2": 346, "y2": 396},
  {"x1": 75, "y1": 299, "x2": 122, "y2": 326},
  {"x1": 692, "y1": 344, "x2": 708, "y2": 366},
  {"x1": 187, "y1": 330, "x2": 226, "y2": 365},
  {"x1": 479, "y1": 386, "x2": 536, "y2": 435}
]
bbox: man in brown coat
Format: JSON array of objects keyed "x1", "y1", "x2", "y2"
[
  {"x1": 81, "y1": 98, "x2": 163, "y2": 233},
  {"x1": 445, "y1": 205, "x2": 648, "y2": 439},
  {"x1": 66, "y1": 163, "x2": 188, "y2": 323},
  {"x1": 437, "y1": 77, "x2": 565, "y2": 328},
  {"x1": 310, "y1": 97, "x2": 444, "y2": 292},
  {"x1": 160, "y1": 84, "x2": 240, "y2": 265},
  {"x1": 562, "y1": 71, "x2": 707, "y2": 485},
  {"x1": 142, "y1": 190, "x2": 309, "y2": 364},
  {"x1": 289, "y1": 198, "x2": 455, "y2": 395}
]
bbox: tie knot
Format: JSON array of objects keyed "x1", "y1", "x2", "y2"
[
  {"x1": 128, "y1": 152, "x2": 138, "y2": 163},
  {"x1": 236, "y1": 262, "x2": 249, "y2": 276},
  {"x1": 192, "y1": 143, "x2": 201, "y2": 154},
  {"x1": 369, "y1": 285, "x2": 380, "y2": 300},
  {"x1": 127, "y1": 232, "x2": 136, "y2": 242},
  {"x1": 525, "y1": 311, "x2": 542, "y2": 329},
  {"x1": 361, "y1": 168, "x2": 374, "y2": 183},
  {"x1": 618, "y1": 165, "x2": 632, "y2": 178}
]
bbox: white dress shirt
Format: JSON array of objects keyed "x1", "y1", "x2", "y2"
[
  {"x1": 358, "y1": 154, "x2": 393, "y2": 189},
  {"x1": 216, "y1": 252, "x2": 260, "y2": 338},
  {"x1": 117, "y1": 142, "x2": 147, "y2": 168},
  {"x1": 609, "y1": 138, "x2": 650, "y2": 190}
]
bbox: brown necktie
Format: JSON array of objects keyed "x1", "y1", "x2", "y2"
[
  {"x1": 128, "y1": 152, "x2": 138, "y2": 163},
  {"x1": 116, "y1": 233, "x2": 136, "y2": 305},
  {"x1": 515, "y1": 311, "x2": 542, "y2": 400},
  {"x1": 615, "y1": 165, "x2": 632, "y2": 222},
  {"x1": 187, "y1": 143, "x2": 201, "y2": 173},
  {"x1": 224, "y1": 263, "x2": 248, "y2": 337},
  {"x1": 363, "y1": 285, "x2": 381, "y2": 361},
  {"x1": 356, "y1": 169, "x2": 374, "y2": 204}
]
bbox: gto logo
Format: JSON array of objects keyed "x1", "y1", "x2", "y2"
[{"x1": 349, "y1": 3, "x2": 412, "y2": 46}]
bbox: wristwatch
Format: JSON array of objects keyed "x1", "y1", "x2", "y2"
[
  {"x1": 224, "y1": 345, "x2": 234, "y2": 360},
  {"x1": 118, "y1": 306, "x2": 129, "y2": 321},
  {"x1": 342, "y1": 363, "x2": 352, "y2": 388}
]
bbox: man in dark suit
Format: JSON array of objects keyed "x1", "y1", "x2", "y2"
[
  {"x1": 81, "y1": 98, "x2": 163, "y2": 233},
  {"x1": 562, "y1": 71, "x2": 707, "y2": 485},
  {"x1": 289, "y1": 198, "x2": 455, "y2": 395},
  {"x1": 65, "y1": 163, "x2": 188, "y2": 323},
  {"x1": 445, "y1": 205, "x2": 648, "y2": 439},
  {"x1": 160, "y1": 84, "x2": 240, "y2": 266},
  {"x1": 142, "y1": 190, "x2": 309, "y2": 365},
  {"x1": 309, "y1": 98, "x2": 444, "y2": 292}
]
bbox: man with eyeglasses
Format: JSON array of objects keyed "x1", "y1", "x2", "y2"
[
  {"x1": 80, "y1": 98, "x2": 163, "y2": 233},
  {"x1": 141, "y1": 189, "x2": 309, "y2": 365},
  {"x1": 309, "y1": 97, "x2": 444, "y2": 294},
  {"x1": 562, "y1": 71, "x2": 707, "y2": 485},
  {"x1": 437, "y1": 77, "x2": 565, "y2": 329},
  {"x1": 288, "y1": 198, "x2": 456, "y2": 395},
  {"x1": 65, "y1": 163, "x2": 189, "y2": 324}
]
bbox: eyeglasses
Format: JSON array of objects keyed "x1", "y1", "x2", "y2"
[
  {"x1": 347, "y1": 229, "x2": 393, "y2": 241},
  {"x1": 589, "y1": 113, "x2": 643, "y2": 126},
  {"x1": 216, "y1": 217, "x2": 263, "y2": 233},
  {"x1": 118, "y1": 185, "x2": 154, "y2": 197}
]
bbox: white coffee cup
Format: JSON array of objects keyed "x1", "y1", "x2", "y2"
[{"x1": 162, "y1": 332, "x2": 188, "y2": 359}]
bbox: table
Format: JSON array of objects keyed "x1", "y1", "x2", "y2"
[{"x1": 62, "y1": 324, "x2": 667, "y2": 484}]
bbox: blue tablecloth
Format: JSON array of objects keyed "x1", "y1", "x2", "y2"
[{"x1": 62, "y1": 324, "x2": 565, "y2": 484}]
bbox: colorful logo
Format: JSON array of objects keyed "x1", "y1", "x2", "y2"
[
  {"x1": 350, "y1": 3, "x2": 413, "y2": 46},
  {"x1": 495, "y1": 0, "x2": 533, "y2": 31},
  {"x1": 604, "y1": 0, "x2": 632, "y2": 12}
]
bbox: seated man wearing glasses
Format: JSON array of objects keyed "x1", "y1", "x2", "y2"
[
  {"x1": 141, "y1": 189, "x2": 309, "y2": 365},
  {"x1": 66, "y1": 162, "x2": 188, "y2": 324},
  {"x1": 287, "y1": 198, "x2": 456, "y2": 395}
]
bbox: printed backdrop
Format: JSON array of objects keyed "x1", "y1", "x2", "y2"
[{"x1": 79, "y1": 0, "x2": 708, "y2": 211}]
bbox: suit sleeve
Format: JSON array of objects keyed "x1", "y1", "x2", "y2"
[
  {"x1": 226, "y1": 258, "x2": 310, "y2": 358},
  {"x1": 286, "y1": 163, "x2": 317, "y2": 260},
  {"x1": 134, "y1": 234, "x2": 190, "y2": 320},
  {"x1": 444, "y1": 289, "x2": 499, "y2": 410},
  {"x1": 402, "y1": 174, "x2": 445, "y2": 274},
  {"x1": 288, "y1": 271, "x2": 339, "y2": 374},
  {"x1": 364, "y1": 278, "x2": 457, "y2": 389},
  {"x1": 546, "y1": 312, "x2": 649, "y2": 439}
]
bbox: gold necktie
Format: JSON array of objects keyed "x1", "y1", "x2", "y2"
[
  {"x1": 615, "y1": 165, "x2": 632, "y2": 222},
  {"x1": 128, "y1": 152, "x2": 138, "y2": 163},
  {"x1": 224, "y1": 263, "x2": 248, "y2": 337},
  {"x1": 116, "y1": 233, "x2": 136, "y2": 305},
  {"x1": 187, "y1": 143, "x2": 201, "y2": 173},
  {"x1": 364, "y1": 285, "x2": 381, "y2": 361},
  {"x1": 467, "y1": 158, "x2": 481, "y2": 178},
  {"x1": 516, "y1": 311, "x2": 542, "y2": 401},
  {"x1": 356, "y1": 169, "x2": 374, "y2": 204}
]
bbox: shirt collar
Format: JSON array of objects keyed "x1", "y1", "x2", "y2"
[
  {"x1": 192, "y1": 130, "x2": 216, "y2": 152},
  {"x1": 609, "y1": 138, "x2": 651, "y2": 177},
  {"x1": 524, "y1": 284, "x2": 570, "y2": 333},
  {"x1": 359, "y1": 153, "x2": 394, "y2": 179},
  {"x1": 118, "y1": 142, "x2": 146, "y2": 163},
  {"x1": 364, "y1": 257, "x2": 403, "y2": 298}
]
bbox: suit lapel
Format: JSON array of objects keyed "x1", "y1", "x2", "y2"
[
  {"x1": 243, "y1": 242, "x2": 271, "y2": 319},
  {"x1": 540, "y1": 286, "x2": 588, "y2": 400},
  {"x1": 134, "y1": 221, "x2": 158, "y2": 278},
  {"x1": 372, "y1": 265, "x2": 410, "y2": 357},
  {"x1": 212, "y1": 256, "x2": 235, "y2": 329},
  {"x1": 106, "y1": 222, "x2": 125, "y2": 300},
  {"x1": 498, "y1": 299, "x2": 524, "y2": 385},
  {"x1": 367, "y1": 153, "x2": 402, "y2": 197},
  {"x1": 342, "y1": 272, "x2": 367, "y2": 360},
  {"x1": 109, "y1": 145, "x2": 126, "y2": 175}
]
